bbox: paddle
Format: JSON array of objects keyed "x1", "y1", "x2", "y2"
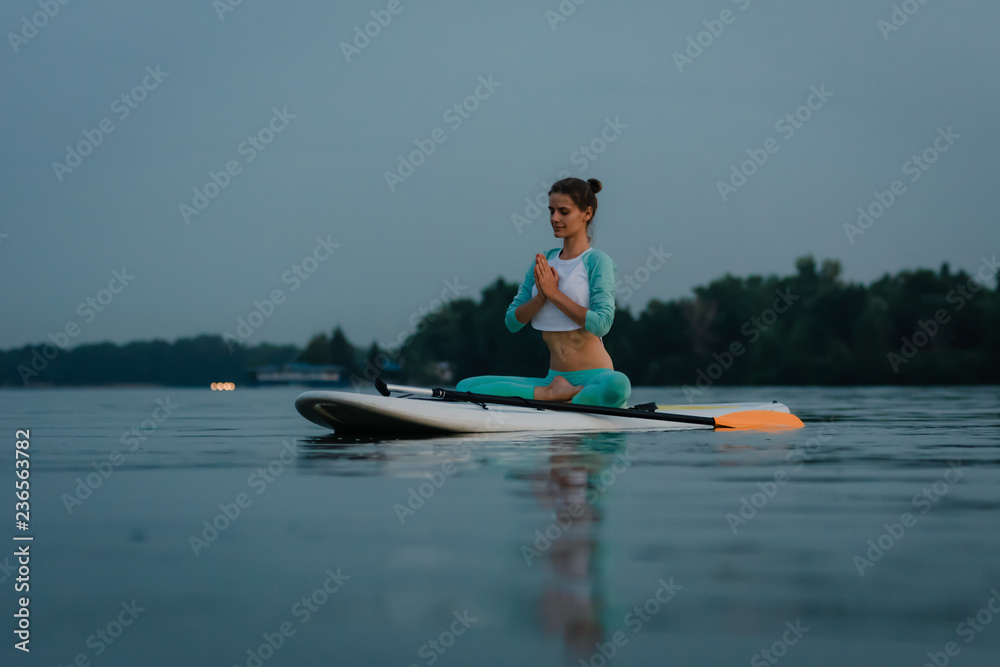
[{"x1": 373, "y1": 378, "x2": 804, "y2": 430}]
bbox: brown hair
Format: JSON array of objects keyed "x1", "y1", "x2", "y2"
[{"x1": 549, "y1": 177, "x2": 602, "y2": 240}]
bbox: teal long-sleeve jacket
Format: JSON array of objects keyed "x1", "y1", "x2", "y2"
[{"x1": 504, "y1": 247, "x2": 619, "y2": 337}]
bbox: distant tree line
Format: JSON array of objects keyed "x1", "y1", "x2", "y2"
[
  {"x1": 400, "y1": 256, "x2": 999, "y2": 387},
  {"x1": 1, "y1": 257, "x2": 996, "y2": 387}
]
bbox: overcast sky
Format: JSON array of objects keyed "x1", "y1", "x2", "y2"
[{"x1": 1, "y1": 0, "x2": 996, "y2": 352}]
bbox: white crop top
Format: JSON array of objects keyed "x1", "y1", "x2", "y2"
[{"x1": 530, "y1": 248, "x2": 592, "y2": 331}]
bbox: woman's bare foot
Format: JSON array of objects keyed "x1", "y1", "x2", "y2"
[{"x1": 535, "y1": 375, "x2": 583, "y2": 402}]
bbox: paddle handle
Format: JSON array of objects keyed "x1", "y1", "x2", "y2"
[
  {"x1": 377, "y1": 380, "x2": 445, "y2": 398},
  {"x1": 374, "y1": 378, "x2": 717, "y2": 426}
]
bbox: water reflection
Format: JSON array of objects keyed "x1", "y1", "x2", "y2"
[
  {"x1": 296, "y1": 428, "x2": 635, "y2": 658},
  {"x1": 519, "y1": 432, "x2": 630, "y2": 657}
]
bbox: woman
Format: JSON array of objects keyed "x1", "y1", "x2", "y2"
[{"x1": 455, "y1": 177, "x2": 631, "y2": 408}]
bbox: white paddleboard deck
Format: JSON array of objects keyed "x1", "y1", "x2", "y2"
[{"x1": 295, "y1": 390, "x2": 792, "y2": 434}]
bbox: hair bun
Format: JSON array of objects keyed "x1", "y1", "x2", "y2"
[{"x1": 586, "y1": 178, "x2": 603, "y2": 194}]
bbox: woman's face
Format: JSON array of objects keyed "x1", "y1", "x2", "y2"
[{"x1": 549, "y1": 193, "x2": 592, "y2": 239}]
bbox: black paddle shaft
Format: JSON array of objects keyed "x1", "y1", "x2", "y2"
[{"x1": 373, "y1": 377, "x2": 716, "y2": 427}]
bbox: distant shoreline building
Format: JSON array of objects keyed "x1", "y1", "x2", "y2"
[{"x1": 250, "y1": 362, "x2": 349, "y2": 387}]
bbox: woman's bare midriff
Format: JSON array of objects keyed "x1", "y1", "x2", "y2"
[{"x1": 543, "y1": 329, "x2": 614, "y2": 372}]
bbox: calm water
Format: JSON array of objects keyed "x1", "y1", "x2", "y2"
[{"x1": 1, "y1": 386, "x2": 998, "y2": 667}]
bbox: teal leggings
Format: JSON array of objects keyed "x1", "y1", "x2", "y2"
[{"x1": 455, "y1": 368, "x2": 631, "y2": 408}]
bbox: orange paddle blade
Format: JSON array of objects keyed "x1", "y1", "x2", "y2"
[{"x1": 713, "y1": 410, "x2": 805, "y2": 430}]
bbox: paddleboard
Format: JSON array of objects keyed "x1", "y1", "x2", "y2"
[{"x1": 295, "y1": 390, "x2": 794, "y2": 434}]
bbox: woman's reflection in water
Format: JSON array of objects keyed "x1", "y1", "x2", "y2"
[{"x1": 527, "y1": 431, "x2": 629, "y2": 657}]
